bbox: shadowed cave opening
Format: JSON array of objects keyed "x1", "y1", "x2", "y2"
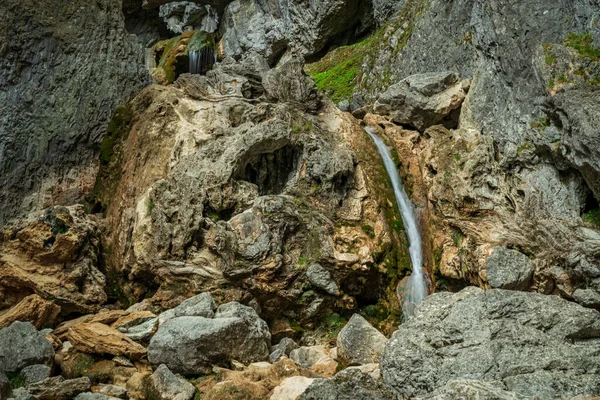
[{"x1": 235, "y1": 144, "x2": 303, "y2": 195}]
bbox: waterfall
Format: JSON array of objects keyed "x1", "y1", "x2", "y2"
[
  {"x1": 365, "y1": 127, "x2": 427, "y2": 319},
  {"x1": 189, "y1": 46, "x2": 216, "y2": 75}
]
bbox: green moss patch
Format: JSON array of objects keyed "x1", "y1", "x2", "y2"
[
  {"x1": 584, "y1": 208, "x2": 600, "y2": 227},
  {"x1": 564, "y1": 33, "x2": 600, "y2": 61}
]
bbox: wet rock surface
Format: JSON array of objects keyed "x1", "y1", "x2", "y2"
[{"x1": 381, "y1": 287, "x2": 600, "y2": 399}]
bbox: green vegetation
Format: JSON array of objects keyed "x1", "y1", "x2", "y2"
[
  {"x1": 291, "y1": 121, "x2": 312, "y2": 134},
  {"x1": 323, "y1": 313, "x2": 348, "y2": 339},
  {"x1": 543, "y1": 44, "x2": 557, "y2": 65},
  {"x1": 583, "y1": 209, "x2": 600, "y2": 227},
  {"x1": 517, "y1": 142, "x2": 535, "y2": 154},
  {"x1": 362, "y1": 224, "x2": 376, "y2": 238},
  {"x1": 72, "y1": 354, "x2": 95, "y2": 377},
  {"x1": 305, "y1": 34, "x2": 378, "y2": 103},
  {"x1": 298, "y1": 256, "x2": 309, "y2": 266},
  {"x1": 8, "y1": 372, "x2": 26, "y2": 389},
  {"x1": 563, "y1": 33, "x2": 600, "y2": 61},
  {"x1": 557, "y1": 73, "x2": 570, "y2": 84},
  {"x1": 100, "y1": 105, "x2": 133, "y2": 165},
  {"x1": 530, "y1": 116, "x2": 550, "y2": 133},
  {"x1": 147, "y1": 199, "x2": 155, "y2": 213}
]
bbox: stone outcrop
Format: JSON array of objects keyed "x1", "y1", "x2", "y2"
[
  {"x1": 0, "y1": 294, "x2": 61, "y2": 329},
  {"x1": 148, "y1": 302, "x2": 270, "y2": 374},
  {"x1": 67, "y1": 323, "x2": 148, "y2": 360},
  {"x1": 0, "y1": 0, "x2": 148, "y2": 224},
  {"x1": 373, "y1": 72, "x2": 466, "y2": 131},
  {"x1": 485, "y1": 247, "x2": 535, "y2": 291},
  {"x1": 97, "y1": 53, "x2": 407, "y2": 322},
  {"x1": 381, "y1": 287, "x2": 600, "y2": 399},
  {"x1": 336, "y1": 314, "x2": 387, "y2": 366},
  {"x1": 0, "y1": 206, "x2": 106, "y2": 314},
  {"x1": 0, "y1": 321, "x2": 54, "y2": 373}
]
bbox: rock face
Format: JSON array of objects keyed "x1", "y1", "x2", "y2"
[
  {"x1": 220, "y1": 0, "x2": 372, "y2": 63},
  {"x1": 381, "y1": 287, "x2": 600, "y2": 399},
  {"x1": 0, "y1": 294, "x2": 61, "y2": 329},
  {"x1": 0, "y1": 206, "x2": 106, "y2": 314},
  {"x1": 148, "y1": 302, "x2": 271, "y2": 374},
  {"x1": 0, "y1": 0, "x2": 148, "y2": 224},
  {"x1": 148, "y1": 364, "x2": 196, "y2": 400},
  {"x1": 373, "y1": 72, "x2": 466, "y2": 131},
  {"x1": 67, "y1": 323, "x2": 148, "y2": 360},
  {"x1": 485, "y1": 247, "x2": 535, "y2": 291},
  {"x1": 336, "y1": 314, "x2": 387, "y2": 366},
  {"x1": 159, "y1": 2, "x2": 219, "y2": 34},
  {"x1": 415, "y1": 379, "x2": 527, "y2": 400},
  {"x1": 0, "y1": 321, "x2": 54, "y2": 373},
  {"x1": 306, "y1": 264, "x2": 339, "y2": 296}
]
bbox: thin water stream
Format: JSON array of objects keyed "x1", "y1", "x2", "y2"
[{"x1": 366, "y1": 127, "x2": 427, "y2": 319}]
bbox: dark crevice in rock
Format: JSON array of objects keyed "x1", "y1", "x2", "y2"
[{"x1": 235, "y1": 144, "x2": 303, "y2": 195}]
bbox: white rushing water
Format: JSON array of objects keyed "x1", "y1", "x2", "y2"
[{"x1": 365, "y1": 127, "x2": 427, "y2": 319}]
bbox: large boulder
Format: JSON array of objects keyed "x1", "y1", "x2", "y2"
[
  {"x1": 148, "y1": 302, "x2": 271, "y2": 374},
  {"x1": 0, "y1": 321, "x2": 54, "y2": 373},
  {"x1": 485, "y1": 247, "x2": 535, "y2": 291},
  {"x1": 148, "y1": 364, "x2": 196, "y2": 400},
  {"x1": 336, "y1": 314, "x2": 387, "y2": 366},
  {"x1": 0, "y1": 294, "x2": 61, "y2": 329},
  {"x1": 381, "y1": 287, "x2": 600, "y2": 399},
  {"x1": 373, "y1": 72, "x2": 466, "y2": 131}
]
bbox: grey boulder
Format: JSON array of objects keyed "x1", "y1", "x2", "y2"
[
  {"x1": 20, "y1": 364, "x2": 51, "y2": 385},
  {"x1": 306, "y1": 264, "x2": 339, "y2": 296},
  {"x1": 485, "y1": 247, "x2": 534, "y2": 291},
  {"x1": 299, "y1": 368, "x2": 397, "y2": 400},
  {"x1": 0, "y1": 321, "x2": 54, "y2": 373},
  {"x1": 373, "y1": 72, "x2": 466, "y2": 131},
  {"x1": 381, "y1": 287, "x2": 600, "y2": 399},
  {"x1": 148, "y1": 364, "x2": 195, "y2": 400},
  {"x1": 337, "y1": 314, "x2": 387, "y2": 366},
  {"x1": 158, "y1": 292, "x2": 216, "y2": 325},
  {"x1": 269, "y1": 337, "x2": 298, "y2": 362},
  {"x1": 148, "y1": 302, "x2": 270, "y2": 374}
]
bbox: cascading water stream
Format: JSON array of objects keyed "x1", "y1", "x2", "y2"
[
  {"x1": 189, "y1": 46, "x2": 216, "y2": 75},
  {"x1": 365, "y1": 127, "x2": 427, "y2": 319}
]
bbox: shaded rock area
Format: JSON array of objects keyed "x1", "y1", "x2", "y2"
[
  {"x1": 0, "y1": 0, "x2": 148, "y2": 225},
  {"x1": 381, "y1": 287, "x2": 600, "y2": 399}
]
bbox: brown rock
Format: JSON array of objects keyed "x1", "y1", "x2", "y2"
[
  {"x1": 0, "y1": 294, "x2": 61, "y2": 329},
  {"x1": 126, "y1": 371, "x2": 152, "y2": 400},
  {"x1": 67, "y1": 322, "x2": 147, "y2": 360},
  {"x1": 28, "y1": 376, "x2": 91, "y2": 400},
  {"x1": 54, "y1": 309, "x2": 130, "y2": 340}
]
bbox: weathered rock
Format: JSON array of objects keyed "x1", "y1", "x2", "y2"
[
  {"x1": 74, "y1": 394, "x2": 122, "y2": 400},
  {"x1": 0, "y1": 321, "x2": 54, "y2": 373},
  {"x1": 306, "y1": 264, "x2": 339, "y2": 296},
  {"x1": 0, "y1": 206, "x2": 106, "y2": 314},
  {"x1": 289, "y1": 345, "x2": 337, "y2": 375},
  {"x1": 414, "y1": 378, "x2": 527, "y2": 400},
  {"x1": 269, "y1": 338, "x2": 299, "y2": 362},
  {"x1": 271, "y1": 376, "x2": 315, "y2": 400},
  {"x1": 262, "y1": 59, "x2": 322, "y2": 113},
  {"x1": 28, "y1": 376, "x2": 91, "y2": 400},
  {"x1": 381, "y1": 287, "x2": 600, "y2": 399},
  {"x1": 0, "y1": 295, "x2": 61, "y2": 330},
  {"x1": 373, "y1": 72, "x2": 465, "y2": 131},
  {"x1": 220, "y1": 0, "x2": 372, "y2": 64},
  {"x1": 158, "y1": 293, "x2": 216, "y2": 325},
  {"x1": 98, "y1": 385, "x2": 128, "y2": 399},
  {"x1": 159, "y1": 2, "x2": 218, "y2": 34},
  {"x1": 20, "y1": 364, "x2": 52, "y2": 385},
  {"x1": 67, "y1": 323, "x2": 147, "y2": 360},
  {"x1": 572, "y1": 288, "x2": 600, "y2": 309},
  {"x1": 117, "y1": 317, "x2": 158, "y2": 343},
  {"x1": 336, "y1": 314, "x2": 386, "y2": 366},
  {"x1": 148, "y1": 302, "x2": 270, "y2": 374},
  {"x1": 343, "y1": 363, "x2": 380, "y2": 381},
  {"x1": 485, "y1": 247, "x2": 535, "y2": 291},
  {"x1": 148, "y1": 364, "x2": 196, "y2": 400},
  {"x1": 0, "y1": 0, "x2": 147, "y2": 224},
  {"x1": 299, "y1": 368, "x2": 397, "y2": 400}
]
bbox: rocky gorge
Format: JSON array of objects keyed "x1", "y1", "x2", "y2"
[{"x1": 1, "y1": 0, "x2": 600, "y2": 399}]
